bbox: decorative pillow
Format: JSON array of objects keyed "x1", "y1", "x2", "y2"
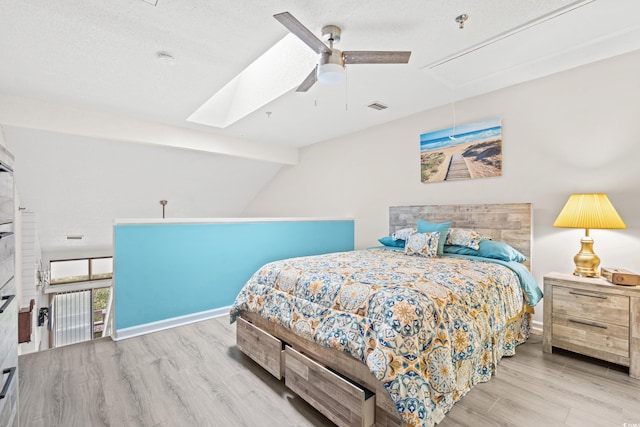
[
  {"x1": 405, "y1": 232, "x2": 440, "y2": 258},
  {"x1": 416, "y1": 220, "x2": 451, "y2": 256},
  {"x1": 378, "y1": 236, "x2": 405, "y2": 248},
  {"x1": 445, "y1": 228, "x2": 483, "y2": 250},
  {"x1": 444, "y1": 239, "x2": 527, "y2": 262},
  {"x1": 391, "y1": 227, "x2": 416, "y2": 241}
]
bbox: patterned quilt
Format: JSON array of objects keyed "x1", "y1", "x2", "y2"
[{"x1": 230, "y1": 248, "x2": 531, "y2": 427}]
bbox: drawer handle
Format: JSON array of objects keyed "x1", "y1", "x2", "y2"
[
  {"x1": 568, "y1": 291, "x2": 607, "y2": 300},
  {"x1": 0, "y1": 367, "x2": 16, "y2": 399},
  {"x1": 568, "y1": 319, "x2": 608, "y2": 330},
  {"x1": 0, "y1": 294, "x2": 15, "y2": 313}
]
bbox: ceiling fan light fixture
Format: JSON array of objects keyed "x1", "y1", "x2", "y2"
[
  {"x1": 274, "y1": 12, "x2": 411, "y2": 91},
  {"x1": 317, "y1": 62, "x2": 345, "y2": 84}
]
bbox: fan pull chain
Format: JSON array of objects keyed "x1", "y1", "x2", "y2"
[{"x1": 345, "y1": 66, "x2": 348, "y2": 111}]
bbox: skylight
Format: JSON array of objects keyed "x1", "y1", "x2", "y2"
[{"x1": 187, "y1": 34, "x2": 317, "y2": 128}]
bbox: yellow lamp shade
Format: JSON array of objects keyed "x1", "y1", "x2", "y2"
[
  {"x1": 553, "y1": 193, "x2": 625, "y2": 277},
  {"x1": 553, "y1": 193, "x2": 626, "y2": 230}
]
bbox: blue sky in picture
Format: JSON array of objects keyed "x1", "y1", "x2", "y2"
[{"x1": 420, "y1": 118, "x2": 502, "y2": 152}]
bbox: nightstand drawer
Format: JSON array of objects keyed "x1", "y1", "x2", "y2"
[
  {"x1": 544, "y1": 272, "x2": 640, "y2": 379},
  {"x1": 552, "y1": 286, "x2": 629, "y2": 327},
  {"x1": 552, "y1": 313, "x2": 629, "y2": 361}
]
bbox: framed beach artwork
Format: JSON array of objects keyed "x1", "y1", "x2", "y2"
[{"x1": 420, "y1": 118, "x2": 502, "y2": 183}]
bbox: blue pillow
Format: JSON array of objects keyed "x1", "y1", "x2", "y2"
[
  {"x1": 416, "y1": 220, "x2": 451, "y2": 255},
  {"x1": 444, "y1": 239, "x2": 527, "y2": 262},
  {"x1": 378, "y1": 235, "x2": 405, "y2": 248}
]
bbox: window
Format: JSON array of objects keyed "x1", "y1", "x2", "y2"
[{"x1": 50, "y1": 256, "x2": 113, "y2": 285}]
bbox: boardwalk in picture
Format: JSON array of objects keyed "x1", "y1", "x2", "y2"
[{"x1": 445, "y1": 153, "x2": 471, "y2": 180}]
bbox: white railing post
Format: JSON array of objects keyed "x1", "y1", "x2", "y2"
[{"x1": 102, "y1": 284, "x2": 114, "y2": 338}]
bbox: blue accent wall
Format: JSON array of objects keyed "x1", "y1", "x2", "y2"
[{"x1": 114, "y1": 220, "x2": 354, "y2": 331}]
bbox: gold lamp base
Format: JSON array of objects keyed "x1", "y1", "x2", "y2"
[{"x1": 573, "y1": 234, "x2": 600, "y2": 277}]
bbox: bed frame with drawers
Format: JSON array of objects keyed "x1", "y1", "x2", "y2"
[{"x1": 236, "y1": 203, "x2": 533, "y2": 427}]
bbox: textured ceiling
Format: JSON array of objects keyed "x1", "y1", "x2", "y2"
[{"x1": 1, "y1": 0, "x2": 639, "y2": 148}]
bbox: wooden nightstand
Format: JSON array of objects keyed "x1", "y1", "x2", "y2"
[{"x1": 543, "y1": 272, "x2": 640, "y2": 379}]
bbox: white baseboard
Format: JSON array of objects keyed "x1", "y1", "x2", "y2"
[
  {"x1": 530, "y1": 319, "x2": 543, "y2": 335},
  {"x1": 113, "y1": 305, "x2": 232, "y2": 341}
]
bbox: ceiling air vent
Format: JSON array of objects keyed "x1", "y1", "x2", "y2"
[{"x1": 367, "y1": 102, "x2": 388, "y2": 111}]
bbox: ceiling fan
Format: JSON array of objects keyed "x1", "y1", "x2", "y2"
[{"x1": 274, "y1": 12, "x2": 412, "y2": 92}]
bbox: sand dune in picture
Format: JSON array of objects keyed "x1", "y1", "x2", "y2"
[{"x1": 421, "y1": 137, "x2": 502, "y2": 182}]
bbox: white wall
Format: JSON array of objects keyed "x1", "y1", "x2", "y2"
[
  {"x1": 5, "y1": 127, "x2": 282, "y2": 257},
  {"x1": 0, "y1": 94, "x2": 298, "y2": 166},
  {"x1": 244, "y1": 50, "x2": 640, "y2": 326}
]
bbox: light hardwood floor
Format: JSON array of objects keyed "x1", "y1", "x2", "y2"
[{"x1": 19, "y1": 317, "x2": 640, "y2": 427}]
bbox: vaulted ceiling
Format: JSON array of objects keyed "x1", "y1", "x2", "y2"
[{"x1": 1, "y1": 0, "x2": 639, "y2": 149}]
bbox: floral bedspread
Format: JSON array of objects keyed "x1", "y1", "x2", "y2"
[{"x1": 230, "y1": 248, "x2": 530, "y2": 427}]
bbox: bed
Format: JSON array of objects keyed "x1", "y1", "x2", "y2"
[{"x1": 230, "y1": 203, "x2": 541, "y2": 427}]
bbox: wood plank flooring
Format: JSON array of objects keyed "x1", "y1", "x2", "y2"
[{"x1": 19, "y1": 316, "x2": 640, "y2": 427}]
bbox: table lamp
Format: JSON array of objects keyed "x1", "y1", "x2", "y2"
[{"x1": 553, "y1": 193, "x2": 626, "y2": 277}]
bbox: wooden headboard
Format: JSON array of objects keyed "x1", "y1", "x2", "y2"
[{"x1": 389, "y1": 203, "x2": 532, "y2": 265}]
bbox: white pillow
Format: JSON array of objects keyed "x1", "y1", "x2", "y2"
[
  {"x1": 391, "y1": 227, "x2": 416, "y2": 241},
  {"x1": 405, "y1": 232, "x2": 440, "y2": 257},
  {"x1": 446, "y1": 228, "x2": 483, "y2": 250}
]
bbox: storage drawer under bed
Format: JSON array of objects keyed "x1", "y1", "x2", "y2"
[
  {"x1": 284, "y1": 346, "x2": 375, "y2": 427},
  {"x1": 236, "y1": 317, "x2": 284, "y2": 379}
]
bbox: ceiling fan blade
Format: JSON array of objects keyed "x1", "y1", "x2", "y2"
[
  {"x1": 296, "y1": 66, "x2": 318, "y2": 92},
  {"x1": 274, "y1": 12, "x2": 331, "y2": 55},
  {"x1": 343, "y1": 51, "x2": 412, "y2": 64}
]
